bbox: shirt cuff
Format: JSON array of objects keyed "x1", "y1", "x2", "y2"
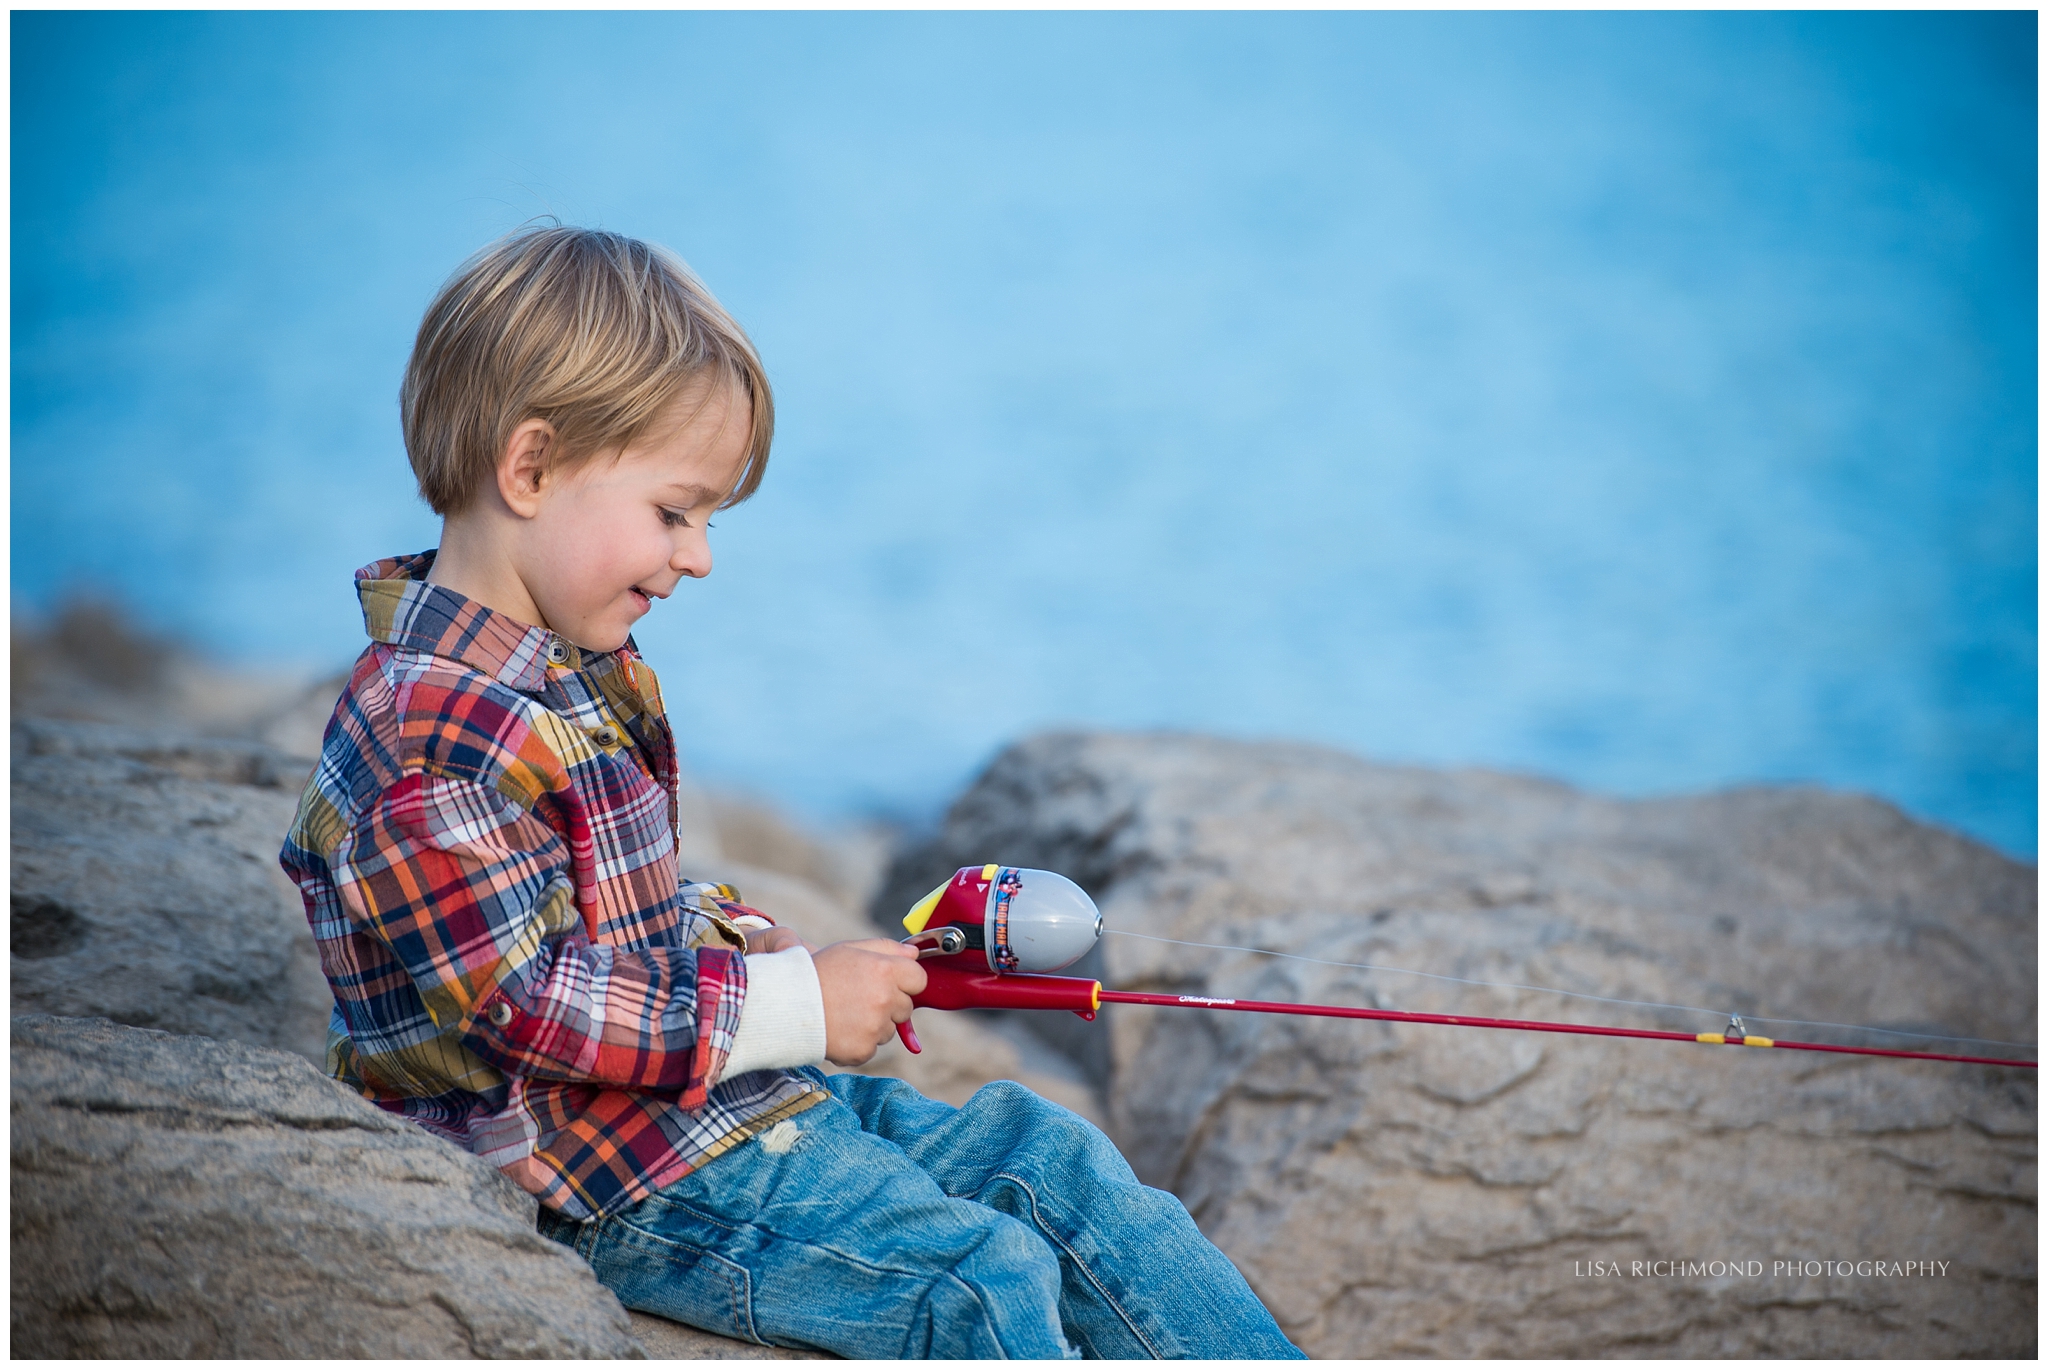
[{"x1": 717, "y1": 945, "x2": 827, "y2": 1080}]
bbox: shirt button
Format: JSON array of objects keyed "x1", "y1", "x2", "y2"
[
  {"x1": 488, "y1": 1002, "x2": 513, "y2": 1027},
  {"x1": 545, "y1": 639, "x2": 569, "y2": 665},
  {"x1": 593, "y1": 726, "x2": 619, "y2": 747}
]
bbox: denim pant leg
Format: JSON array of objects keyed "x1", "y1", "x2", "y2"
[
  {"x1": 539, "y1": 1087, "x2": 1078, "y2": 1359},
  {"x1": 825, "y1": 1072, "x2": 1305, "y2": 1359}
]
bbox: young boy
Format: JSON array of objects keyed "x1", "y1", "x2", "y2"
[{"x1": 280, "y1": 225, "x2": 1303, "y2": 1359}]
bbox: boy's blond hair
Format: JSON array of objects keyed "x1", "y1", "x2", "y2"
[{"x1": 401, "y1": 224, "x2": 772, "y2": 515}]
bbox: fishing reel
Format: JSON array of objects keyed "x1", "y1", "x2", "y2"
[
  {"x1": 893, "y1": 864, "x2": 1105, "y2": 1052},
  {"x1": 901, "y1": 864, "x2": 1102, "y2": 973}
]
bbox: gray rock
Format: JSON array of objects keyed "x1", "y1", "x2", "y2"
[
  {"x1": 876, "y1": 731, "x2": 2037, "y2": 1358},
  {"x1": 11, "y1": 717, "x2": 335, "y2": 1063},
  {"x1": 11, "y1": 1014, "x2": 644, "y2": 1358}
]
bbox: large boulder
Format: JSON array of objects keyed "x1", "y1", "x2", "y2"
[
  {"x1": 11, "y1": 1015, "x2": 644, "y2": 1358},
  {"x1": 873, "y1": 731, "x2": 2037, "y2": 1358}
]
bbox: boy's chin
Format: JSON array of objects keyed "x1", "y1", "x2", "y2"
[{"x1": 558, "y1": 622, "x2": 632, "y2": 654}]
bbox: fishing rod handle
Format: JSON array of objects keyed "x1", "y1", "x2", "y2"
[{"x1": 893, "y1": 965, "x2": 1103, "y2": 1055}]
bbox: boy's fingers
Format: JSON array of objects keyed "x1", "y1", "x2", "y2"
[
  {"x1": 850, "y1": 937, "x2": 920, "y2": 958},
  {"x1": 745, "y1": 926, "x2": 803, "y2": 955},
  {"x1": 821, "y1": 939, "x2": 926, "y2": 992},
  {"x1": 896, "y1": 956, "x2": 928, "y2": 997},
  {"x1": 819, "y1": 937, "x2": 915, "y2": 958}
]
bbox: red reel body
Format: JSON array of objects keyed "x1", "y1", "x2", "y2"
[{"x1": 893, "y1": 864, "x2": 1104, "y2": 1053}]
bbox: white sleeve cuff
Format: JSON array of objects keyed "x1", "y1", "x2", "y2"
[
  {"x1": 718, "y1": 945, "x2": 827, "y2": 1080},
  {"x1": 732, "y1": 913, "x2": 775, "y2": 930}
]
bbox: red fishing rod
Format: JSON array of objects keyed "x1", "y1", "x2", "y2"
[{"x1": 892, "y1": 865, "x2": 2036, "y2": 1071}]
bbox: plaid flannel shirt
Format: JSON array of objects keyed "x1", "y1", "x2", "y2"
[{"x1": 280, "y1": 551, "x2": 823, "y2": 1219}]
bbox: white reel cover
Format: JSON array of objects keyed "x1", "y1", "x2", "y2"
[{"x1": 988, "y1": 867, "x2": 1102, "y2": 973}]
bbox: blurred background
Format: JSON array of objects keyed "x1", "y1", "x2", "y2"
[{"x1": 11, "y1": 11, "x2": 2037, "y2": 856}]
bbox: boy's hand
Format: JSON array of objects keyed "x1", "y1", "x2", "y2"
[
  {"x1": 812, "y1": 939, "x2": 927, "y2": 1067},
  {"x1": 743, "y1": 925, "x2": 806, "y2": 956}
]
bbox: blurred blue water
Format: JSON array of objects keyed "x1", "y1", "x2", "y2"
[{"x1": 12, "y1": 13, "x2": 2037, "y2": 855}]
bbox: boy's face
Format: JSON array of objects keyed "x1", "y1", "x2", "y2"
[{"x1": 516, "y1": 383, "x2": 749, "y2": 652}]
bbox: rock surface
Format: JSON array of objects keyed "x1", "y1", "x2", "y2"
[
  {"x1": 11, "y1": 1015, "x2": 644, "y2": 1358},
  {"x1": 11, "y1": 717, "x2": 335, "y2": 1063},
  {"x1": 874, "y1": 730, "x2": 2038, "y2": 1358}
]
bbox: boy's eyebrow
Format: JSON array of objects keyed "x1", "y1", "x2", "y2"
[{"x1": 660, "y1": 482, "x2": 724, "y2": 503}]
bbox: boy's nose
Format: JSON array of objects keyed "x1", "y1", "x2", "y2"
[{"x1": 672, "y1": 536, "x2": 712, "y2": 578}]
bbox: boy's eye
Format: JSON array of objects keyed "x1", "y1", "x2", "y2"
[{"x1": 660, "y1": 508, "x2": 689, "y2": 528}]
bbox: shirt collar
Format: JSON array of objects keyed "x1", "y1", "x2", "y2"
[{"x1": 355, "y1": 549, "x2": 615, "y2": 694}]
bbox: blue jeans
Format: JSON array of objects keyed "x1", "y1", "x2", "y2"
[{"x1": 538, "y1": 1070, "x2": 1304, "y2": 1359}]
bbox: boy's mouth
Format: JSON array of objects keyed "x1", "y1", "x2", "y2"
[{"x1": 630, "y1": 587, "x2": 654, "y2": 612}]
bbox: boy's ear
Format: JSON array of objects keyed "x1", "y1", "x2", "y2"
[{"x1": 496, "y1": 419, "x2": 557, "y2": 519}]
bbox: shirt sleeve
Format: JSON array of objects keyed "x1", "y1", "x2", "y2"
[{"x1": 331, "y1": 768, "x2": 745, "y2": 1110}]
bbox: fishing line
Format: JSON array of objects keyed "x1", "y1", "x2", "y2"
[
  {"x1": 1104, "y1": 929, "x2": 2037, "y2": 1055},
  {"x1": 1737, "y1": 1014, "x2": 2035, "y2": 1051}
]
